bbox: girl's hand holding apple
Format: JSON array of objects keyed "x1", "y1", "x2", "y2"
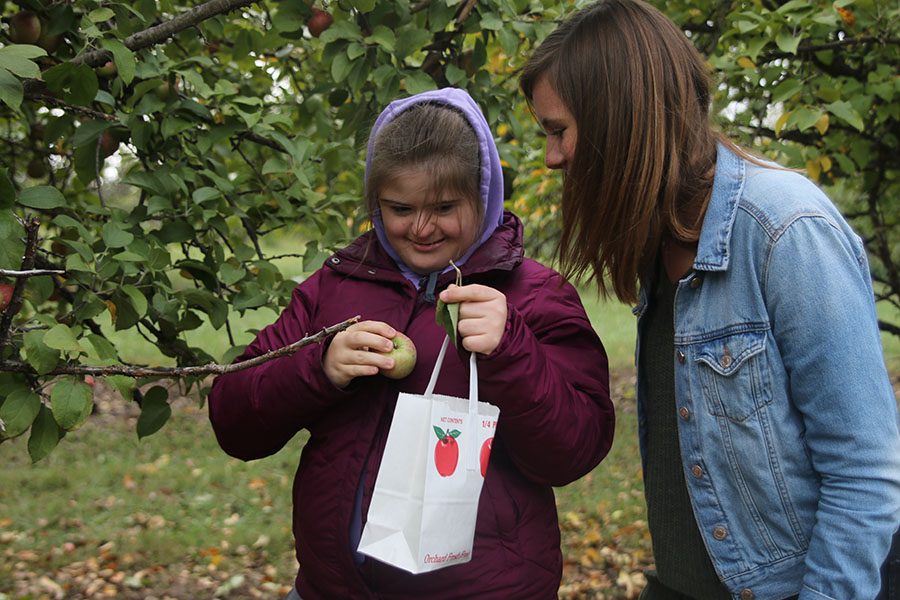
[
  {"x1": 438, "y1": 284, "x2": 508, "y2": 355},
  {"x1": 324, "y1": 320, "x2": 400, "y2": 388}
]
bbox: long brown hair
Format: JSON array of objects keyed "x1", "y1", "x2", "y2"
[{"x1": 520, "y1": 0, "x2": 719, "y2": 303}]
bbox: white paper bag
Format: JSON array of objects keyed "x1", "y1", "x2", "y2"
[{"x1": 357, "y1": 336, "x2": 500, "y2": 574}]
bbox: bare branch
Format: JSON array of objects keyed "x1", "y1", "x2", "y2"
[
  {"x1": 0, "y1": 316, "x2": 360, "y2": 379},
  {"x1": 0, "y1": 268, "x2": 65, "y2": 277},
  {"x1": 0, "y1": 218, "x2": 40, "y2": 350},
  {"x1": 75, "y1": 0, "x2": 260, "y2": 68},
  {"x1": 24, "y1": 93, "x2": 118, "y2": 122}
]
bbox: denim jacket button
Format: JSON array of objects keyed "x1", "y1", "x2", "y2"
[
  {"x1": 691, "y1": 464, "x2": 703, "y2": 478},
  {"x1": 713, "y1": 526, "x2": 728, "y2": 540},
  {"x1": 677, "y1": 350, "x2": 686, "y2": 364},
  {"x1": 690, "y1": 275, "x2": 702, "y2": 289},
  {"x1": 739, "y1": 589, "x2": 754, "y2": 600},
  {"x1": 679, "y1": 406, "x2": 690, "y2": 420},
  {"x1": 720, "y1": 353, "x2": 732, "y2": 368}
]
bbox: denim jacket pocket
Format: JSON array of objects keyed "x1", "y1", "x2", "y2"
[{"x1": 694, "y1": 330, "x2": 771, "y2": 422}]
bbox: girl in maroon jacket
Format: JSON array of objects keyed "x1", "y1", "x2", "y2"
[{"x1": 208, "y1": 88, "x2": 614, "y2": 599}]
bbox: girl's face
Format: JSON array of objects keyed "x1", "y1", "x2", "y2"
[
  {"x1": 530, "y1": 75, "x2": 577, "y2": 171},
  {"x1": 378, "y1": 169, "x2": 480, "y2": 275}
]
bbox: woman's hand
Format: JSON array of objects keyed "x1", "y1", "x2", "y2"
[
  {"x1": 439, "y1": 284, "x2": 508, "y2": 355},
  {"x1": 323, "y1": 320, "x2": 397, "y2": 388}
]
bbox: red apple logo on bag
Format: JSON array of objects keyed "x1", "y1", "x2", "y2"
[
  {"x1": 479, "y1": 437, "x2": 493, "y2": 477},
  {"x1": 433, "y1": 426, "x2": 460, "y2": 477}
]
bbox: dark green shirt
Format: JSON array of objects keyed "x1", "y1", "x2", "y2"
[{"x1": 640, "y1": 268, "x2": 730, "y2": 600}]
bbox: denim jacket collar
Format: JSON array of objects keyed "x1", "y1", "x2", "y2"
[
  {"x1": 694, "y1": 143, "x2": 746, "y2": 273},
  {"x1": 634, "y1": 143, "x2": 745, "y2": 318}
]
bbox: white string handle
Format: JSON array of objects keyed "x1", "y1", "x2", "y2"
[{"x1": 422, "y1": 336, "x2": 481, "y2": 471}]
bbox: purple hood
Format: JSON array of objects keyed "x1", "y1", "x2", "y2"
[{"x1": 365, "y1": 88, "x2": 505, "y2": 284}]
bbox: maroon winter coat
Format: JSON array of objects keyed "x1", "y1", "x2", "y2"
[{"x1": 208, "y1": 212, "x2": 614, "y2": 599}]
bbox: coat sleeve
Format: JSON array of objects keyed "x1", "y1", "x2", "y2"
[
  {"x1": 764, "y1": 215, "x2": 900, "y2": 600},
  {"x1": 207, "y1": 269, "x2": 350, "y2": 461},
  {"x1": 477, "y1": 270, "x2": 614, "y2": 487}
]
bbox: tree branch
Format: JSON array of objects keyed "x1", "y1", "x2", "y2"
[
  {"x1": 758, "y1": 35, "x2": 898, "y2": 72},
  {"x1": 75, "y1": 0, "x2": 260, "y2": 68},
  {"x1": 0, "y1": 268, "x2": 65, "y2": 277},
  {"x1": 878, "y1": 319, "x2": 900, "y2": 338},
  {"x1": 23, "y1": 93, "x2": 118, "y2": 122},
  {"x1": 0, "y1": 217, "x2": 40, "y2": 350},
  {"x1": 0, "y1": 316, "x2": 359, "y2": 378}
]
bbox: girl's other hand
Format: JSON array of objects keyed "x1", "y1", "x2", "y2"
[
  {"x1": 438, "y1": 284, "x2": 508, "y2": 355},
  {"x1": 324, "y1": 320, "x2": 397, "y2": 388}
]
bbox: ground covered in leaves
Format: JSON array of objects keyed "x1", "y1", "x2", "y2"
[{"x1": 1, "y1": 369, "x2": 653, "y2": 599}]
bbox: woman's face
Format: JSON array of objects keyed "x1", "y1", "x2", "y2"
[
  {"x1": 378, "y1": 169, "x2": 480, "y2": 274},
  {"x1": 530, "y1": 76, "x2": 578, "y2": 171}
]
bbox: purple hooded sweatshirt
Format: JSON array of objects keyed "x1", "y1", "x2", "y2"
[{"x1": 208, "y1": 88, "x2": 614, "y2": 599}]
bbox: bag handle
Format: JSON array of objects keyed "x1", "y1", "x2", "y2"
[
  {"x1": 424, "y1": 336, "x2": 477, "y2": 403},
  {"x1": 424, "y1": 336, "x2": 480, "y2": 471}
]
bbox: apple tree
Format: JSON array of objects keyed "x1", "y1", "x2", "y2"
[
  {"x1": 513, "y1": 0, "x2": 899, "y2": 340},
  {"x1": 0, "y1": 0, "x2": 561, "y2": 461}
]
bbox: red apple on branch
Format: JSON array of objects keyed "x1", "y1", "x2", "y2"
[
  {"x1": 0, "y1": 283, "x2": 15, "y2": 312},
  {"x1": 307, "y1": 7, "x2": 333, "y2": 38},
  {"x1": 9, "y1": 11, "x2": 41, "y2": 45}
]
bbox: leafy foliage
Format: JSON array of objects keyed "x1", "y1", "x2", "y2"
[
  {"x1": 0, "y1": 0, "x2": 897, "y2": 461},
  {"x1": 0, "y1": 0, "x2": 559, "y2": 460}
]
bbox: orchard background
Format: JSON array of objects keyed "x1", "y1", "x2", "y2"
[{"x1": 0, "y1": 0, "x2": 897, "y2": 597}]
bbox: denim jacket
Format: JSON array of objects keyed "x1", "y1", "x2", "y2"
[{"x1": 634, "y1": 144, "x2": 900, "y2": 599}]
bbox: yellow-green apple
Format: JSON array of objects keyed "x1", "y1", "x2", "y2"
[{"x1": 379, "y1": 332, "x2": 417, "y2": 379}]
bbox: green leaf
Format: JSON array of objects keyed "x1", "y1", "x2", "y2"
[
  {"x1": 0, "y1": 389, "x2": 41, "y2": 440},
  {"x1": 192, "y1": 186, "x2": 221, "y2": 204},
  {"x1": 0, "y1": 170, "x2": 14, "y2": 208},
  {"x1": 50, "y1": 377, "x2": 94, "y2": 431},
  {"x1": 121, "y1": 284, "x2": 148, "y2": 318},
  {"x1": 0, "y1": 50, "x2": 42, "y2": 79},
  {"x1": 101, "y1": 38, "x2": 136, "y2": 85},
  {"x1": 28, "y1": 405, "x2": 64, "y2": 463},
  {"x1": 366, "y1": 26, "x2": 395, "y2": 52},
  {"x1": 445, "y1": 64, "x2": 466, "y2": 86},
  {"x1": 480, "y1": 13, "x2": 503, "y2": 31},
  {"x1": 43, "y1": 324, "x2": 83, "y2": 353},
  {"x1": 448, "y1": 429, "x2": 461, "y2": 438},
  {"x1": 88, "y1": 7, "x2": 115, "y2": 22},
  {"x1": 435, "y1": 298, "x2": 460, "y2": 346},
  {"x1": 42, "y1": 63, "x2": 98, "y2": 106},
  {"x1": 0, "y1": 66, "x2": 24, "y2": 112},
  {"x1": 404, "y1": 71, "x2": 435, "y2": 95},
  {"x1": 433, "y1": 426, "x2": 446, "y2": 439},
  {"x1": 136, "y1": 386, "x2": 171, "y2": 439},
  {"x1": 331, "y1": 51, "x2": 352, "y2": 82},
  {"x1": 396, "y1": 28, "x2": 432, "y2": 59},
  {"x1": 23, "y1": 330, "x2": 61, "y2": 375},
  {"x1": 775, "y1": 30, "x2": 802, "y2": 55},
  {"x1": 87, "y1": 334, "x2": 119, "y2": 361},
  {"x1": 0, "y1": 44, "x2": 47, "y2": 60},
  {"x1": 72, "y1": 120, "x2": 112, "y2": 150},
  {"x1": 770, "y1": 79, "x2": 803, "y2": 104},
  {"x1": 349, "y1": 0, "x2": 376, "y2": 11},
  {"x1": 101, "y1": 222, "x2": 135, "y2": 248},
  {"x1": 0, "y1": 211, "x2": 25, "y2": 269},
  {"x1": 17, "y1": 185, "x2": 66, "y2": 209},
  {"x1": 825, "y1": 100, "x2": 865, "y2": 131}
]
